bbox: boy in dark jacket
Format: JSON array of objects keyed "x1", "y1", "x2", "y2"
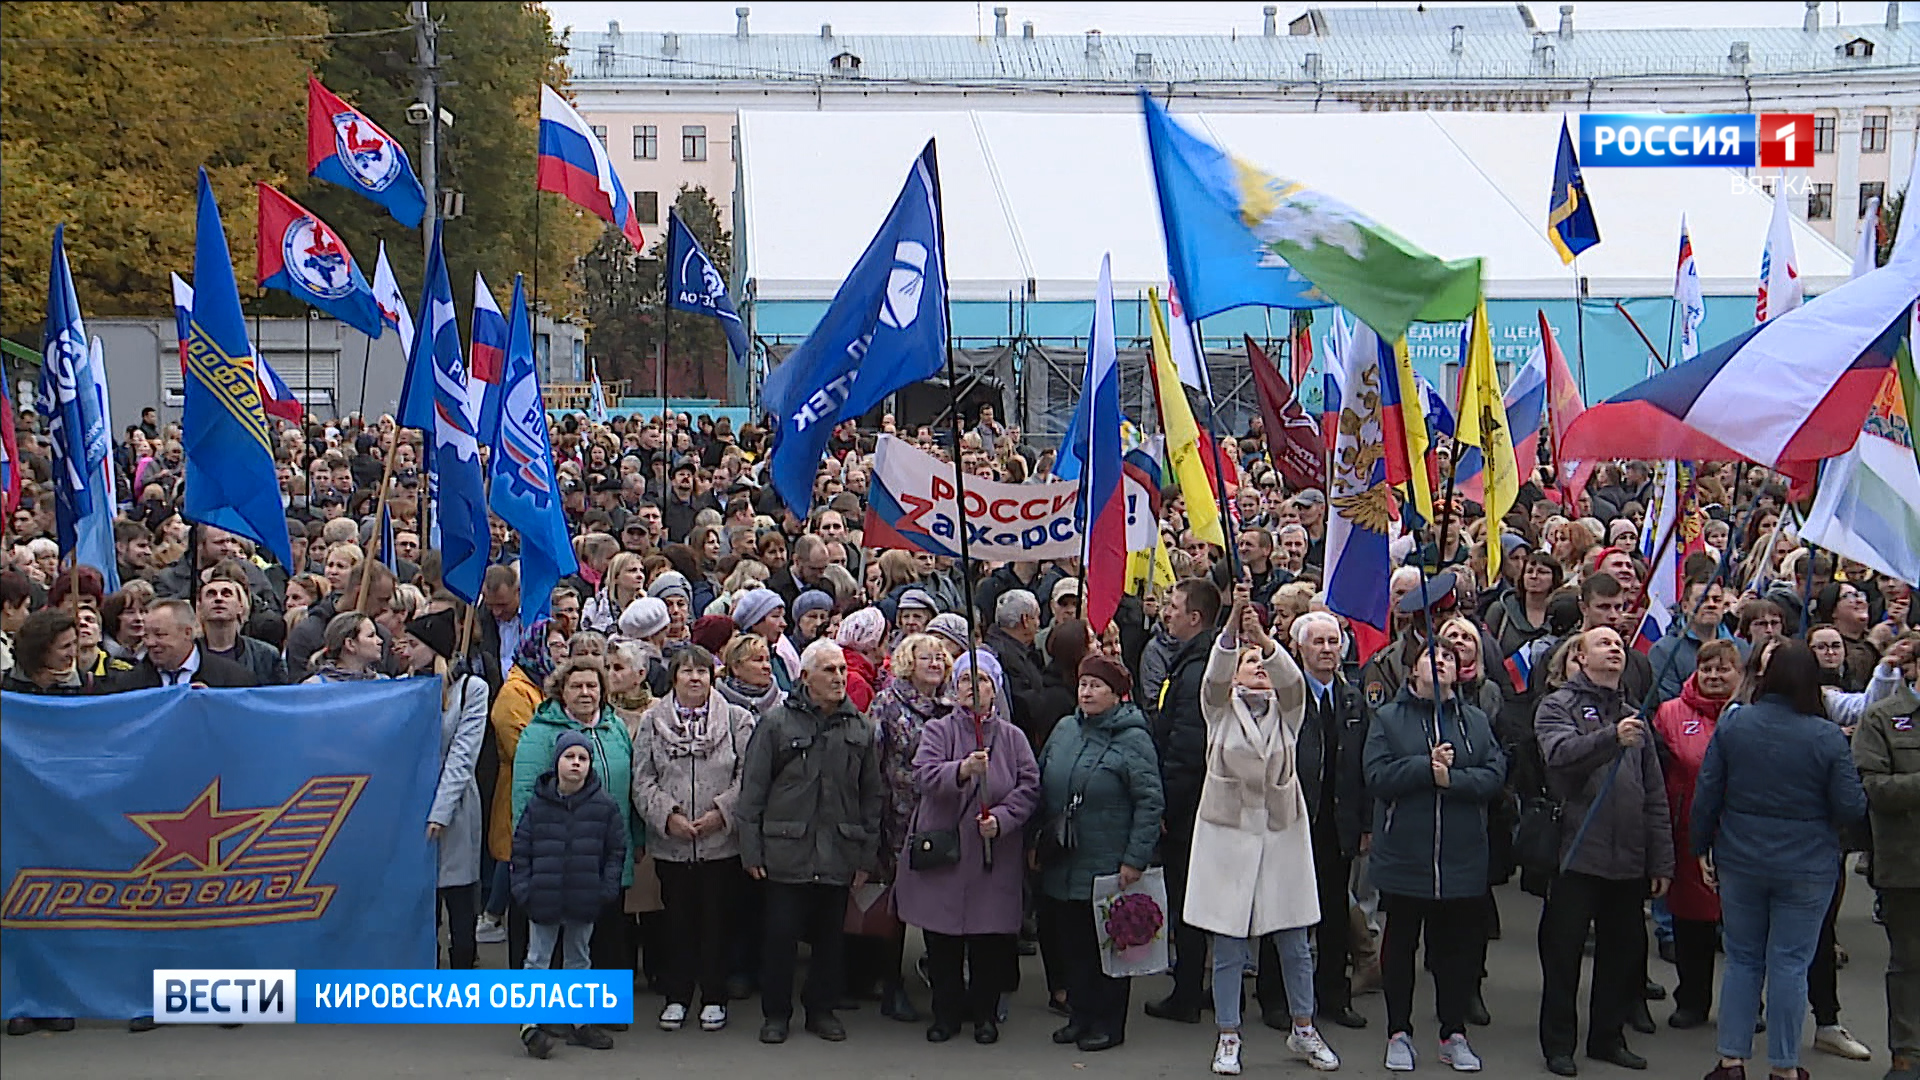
[{"x1": 511, "y1": 730, "x2": 628, "y2": 1058}]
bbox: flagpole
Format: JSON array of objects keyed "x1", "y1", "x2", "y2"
[
  {"x1": 357, "y1": 435, "x2": 404, "y2": 613},
  {"x1": 1663, "y1": 225, "x2": 1681, "y2": 367},
  {"x1": 660, "y1": 209, "x2": 674, "y2": 432},
  {"x1": 531, "y1": 194, "x2": 541, "y2": 333},
  {"x1": 303, "y1": 305, "x2": 313, "y2": 412},
  {"x1": 927, "y1": 143, "x2": 992, "y2": 872},
  {"x1": 356, "y1": 335, "x2": 373, "y2": 417},
  {"x1": 1571, "y1": 259, "x2": 1589, "y2": 402},
  {"x1": 1188, "y1": 317, "x2": 1242, "y2": 585}
]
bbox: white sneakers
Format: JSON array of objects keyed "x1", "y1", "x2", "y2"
[
  {"x1": 474, "y1": 913, "x2": 506, "y2": 944},
  {"x1": 1814, "y1": 1024, "x2": 1872, "y2": 1061},
  {"x1": 1385, "y1": 1031, "x2": 1417, "y2": 1072},
  {"x1": 1437, "y1": 1032, "x2": 1483, "y2": 1072},
  {"x1": 658, "y1": 1003, "x2": 687, "y2": 1031},
  {"x1": 1212, "y1": 1031, "x2": 1243, "y2": 1075},
  {"x1": 699, "y1": 1004, "x2": 727, "y2": 1032},
  {"x1": 1289, "y1": 1027, "x2": 1342, "y2": 1071}
]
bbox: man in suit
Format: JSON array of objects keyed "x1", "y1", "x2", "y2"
[
  {"x1": 107, "y1": 599, "x2": 257, "y2": 690},
  {"x1": 1259, "y1": 610, "x2": 1373, "y2": 1031}
]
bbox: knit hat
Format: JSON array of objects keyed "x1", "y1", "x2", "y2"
[
  {"x1": 620, "y1": 596, "x2": 670, "y2": 640},
  {"x1": 403, "y1": 608, "x2": 457, "y2": 661},
  {"x1": 731, "y1": 588, "x2": 785, "y2": 633},
  {"x1": 690, "y1": 614, "x2": 736, "y2": 655},
  {"x1": 647, "y1": 570, "x2": 692, "y2": 603},
  {"x1": 897, "y1": 587, "x2": 938, "y2": 614},
  {"x1": 1078, "y1": 654, "x2": 1132, "y2": 700},
  {"x1": 836, "y1": 606, "x2": 889, "y2": 653},
  {"x1": 793, "y1": 589, "x2": 835, "y2": 620},
  {"x1": 925, "y1": 613, "x2": 971, "y2": 652},
  {"x1": 552, "y1": 730, "x2": 595, "y2": 775}
]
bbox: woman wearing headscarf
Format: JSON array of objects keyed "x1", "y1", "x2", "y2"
[
  {"x1": 838, "y1": 606, "x2": 890, "y2": 710},
  {"x1": 1036, "y1": 653, "x2": 1165, "y2": 1053},
  {"x1": 895, "y1": 648, "x2": 1041, "y2": 1045},
  {"x1": 489, "y1": 618, "x2": 560, "y2": 967},
  {"x1": 396, "y1": 607, "x2": 487, "y2": 970},
  {"x1": 1187, "y1": 584, "x2": 1340, "y2": 1075},
  {"x1": 730, "y1": 587, "x2": 796, "y2": 693},
  {"x1": 1693, "y1": 639, "x2": 1869, "y2": 1080},
  {"x1": 632, "y1": 646, "x2": 756, "y2": 1034},
  {"x1": 859, "y1": 631, "x2": 956, "y2": 1022}
]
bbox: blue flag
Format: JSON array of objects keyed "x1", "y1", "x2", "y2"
[
  {"x1": 396, "y1": 223, "x2": 488, "y2": 603},
  {"x1": 183, "y1": 171, "x2": 293, "y2": 569},
  {"x1": 667, "y1": 209, "x2": 750, "y2": 363},
  {"x1": 489, "y1": 275, "x2": 578, "y2": 626},
  {"x1": 0, "y1": 680, "x2": 439, "y2": 1020},
  {"x1": 38, "y1": 225, "x2": 117, "y2": 584},
  {"x1": 1548, "y1": 119, "x2": 1601, "y2": 264},
  {"x1": 762, "y1": 140, "x2": 949, "y2": 516},
  {"x1": 378, "y1": 502, "x2": 397, "y2": 573}
]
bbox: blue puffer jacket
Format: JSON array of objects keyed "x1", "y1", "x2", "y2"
[
  {"x1": 1364, "y1": 688, "x2": 1508, "y2": 901},
  {"x1": 510, "y1": 732, "x2": 629, "y2": 925}
]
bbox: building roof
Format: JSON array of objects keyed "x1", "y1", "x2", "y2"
[
  {"x1": 737, "y1": 107, "x2": 1852, "y2": 303},
  {"x1": 1289, "y1": 4, "x2": 1537, "y2": 37},
  {"x1": 569, "y1": 17, "x2": 1918, "y2": 86}
]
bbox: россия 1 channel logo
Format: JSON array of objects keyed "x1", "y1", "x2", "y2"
[{"x1": 1579, "y1": 113, "x2": 1815, "y2": 168}]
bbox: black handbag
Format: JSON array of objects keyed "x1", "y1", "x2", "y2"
[
  {"x1": 906, "y1": 777, "x2": 975, "y2": 872},
  {"x1": 1512, "y1": 795, "x2": 1564, "y2": 898}
]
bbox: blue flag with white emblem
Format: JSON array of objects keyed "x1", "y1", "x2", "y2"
[
  {"x1": 761, "y1": 140, "x2": 949, "y2": 516},
  {"x1": 38, "y1": 225, "x2": 118, "y2": 584},
  {"x1": 667, "y1": 209, "x2": 751, "y2": 363},
  {"x1": 396, "y1": 222, "x2": 488, "y2": 603},
  {"x1": 489, "y1": 274, "x2": 576, "y2": 625},
  {"x1": 181, "y1": 171, "x2": 293, "y2": 569}
]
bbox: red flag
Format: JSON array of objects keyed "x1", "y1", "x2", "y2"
[
  {"x1": 1246, "y1": 335, "x2": 1326, "y2": 493},
  {"x1": 1289, "y1": 313, "x2": 1314, "y2": 386},
  {"x1": 1539, "y1": 310, "x2": 1595, "y2": 505}
]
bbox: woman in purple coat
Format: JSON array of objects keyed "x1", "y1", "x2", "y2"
[{"x1": 894, "y1": 649, "x2": 1041, "y2": 1046}]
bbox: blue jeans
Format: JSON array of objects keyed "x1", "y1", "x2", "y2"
[
  {"x1": 1650, "y1": 895, "x2": 1674, "y2": 945},
  {"x1": 1715, "y1": 866, "x2": 1835, "y2": 1069},
  {"x1": 526, "y1": 920, "x2": 595, "y2": 971},
  {"x1": 1214, "y1": 929, "x2": 1313, "y2": 1030},
  {"x1": 483, "y1": 861, "x2": 510, "y2": 917}
]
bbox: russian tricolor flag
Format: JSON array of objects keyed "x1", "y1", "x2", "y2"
[
  {"x1": 170, "y1": 273, "x2": 302, "y2": 422},
  {"x1": 1562, "y1": 244, "x2": 1920, "y2": 476},
  {"x1": 1078, "y1": 256, "x2": 1125, "y2": 635},
  {"x1": 469, "y1": 273, "x2": 508, "y2": 445},
  {"x1": 537, "y1": 84, "x2": 645, "y2": 251}
]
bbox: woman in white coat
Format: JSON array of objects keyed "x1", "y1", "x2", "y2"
[
  {"x1": 1187, "y1": 582, "x2": 1340, "y2": 1075},
  {"x1": 396, "y1": 608, "x2": 488, "y2": 970}
]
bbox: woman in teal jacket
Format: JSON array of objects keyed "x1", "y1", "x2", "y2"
[
  {"x1": 1034, "y1": 654, "x2": 1164, "y2": 1054},
  {"x1": 512, "y1": 656, "x2": 638, "y2": 977}
]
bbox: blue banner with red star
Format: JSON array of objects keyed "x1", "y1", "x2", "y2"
[{"x1": 0, "y1": 679, "x2": 440, "y2": 1020}]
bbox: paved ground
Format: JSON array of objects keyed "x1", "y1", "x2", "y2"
[{"x1": 3, "y1": 879, "x2": 1898, "y2": 1079}]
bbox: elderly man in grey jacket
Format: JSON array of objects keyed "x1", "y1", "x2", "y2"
[
  {"x1": 736, "y1": 638, "x2": 885, "y2": 1046},
  {"x1": 1532, "y1": 626, "x2": 1674, "y2": 1077}
]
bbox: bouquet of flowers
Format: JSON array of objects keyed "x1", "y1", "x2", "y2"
[
  {"x1": 1102, "y1": 892, "x2": 1164, "y2": 950},
  {"x1": 1092, "y1": 867, "x2": 1170, "y2": 977}
]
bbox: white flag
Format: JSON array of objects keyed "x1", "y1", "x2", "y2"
[
  {"x1": 372, "y1": 241, "x2": 416, "y2": 358},
  {"x1": 1756, "y1": 174, "x2": 1803, "y2": 323}
]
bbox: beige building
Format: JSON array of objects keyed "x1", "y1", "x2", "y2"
[{"x1": 565, "y1": 3, "x2": 1919, "y2": 253}]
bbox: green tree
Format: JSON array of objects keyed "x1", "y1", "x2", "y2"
[
  {"x1": 581, "y1": 184, "x2": 734, "y2": 399},
  {"x1": 0, "y1": 2, "x2": 329, "y2": 337}
]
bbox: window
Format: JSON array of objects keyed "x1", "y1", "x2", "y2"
[
  {"x1": 635, "y1": 191, "x2": 660, "y2": 225},
  {"x1": 1814, "y1": 115, "x2": 1835, "y2": 153},
  {"x1": 731, "y1": 124, "x2": 739, "y2": 162},
  {"x1": 632, "y1": 125, "x2": 657, "y2": 160},
  {"x1": 682, "y1": 124, "x2": 707, "y2": 161},
  {"x1": 1861, "y1": 181, "x2": 1887, "y2": 216},
  {"x1": 1863, "y1": 114, "x2": 1889, "y2": 152},
  {"x1": 589, "y1": 124, "x2": 607, "y2": 147},
  {"x1": 1808, "y1": 183, "x2": 1833, "y2": 220}
]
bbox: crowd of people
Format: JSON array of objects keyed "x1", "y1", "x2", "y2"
[{"x1": 2, "y1": 397, "x2": 1917, "y2": 1080}]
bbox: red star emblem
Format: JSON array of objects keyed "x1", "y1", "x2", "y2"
[{"x1": 126, "y1": 780, "x2": 268, "y2": 873}]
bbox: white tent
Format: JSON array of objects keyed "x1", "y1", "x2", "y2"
[{"x1": 739, "y1": 107, "x2": 1851, "y2": 303}]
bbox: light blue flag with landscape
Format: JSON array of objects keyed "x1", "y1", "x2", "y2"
[
  {"x1": 761, "y1": 140, "x2": 949, "y2": 516},
  {"x1": 489, "y1": 274, "x2": 577, "y2": 625}
]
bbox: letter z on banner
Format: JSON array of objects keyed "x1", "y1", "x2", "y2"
[{"x1": 864, "y1": 435, "x2": 1088, "y2": 561}]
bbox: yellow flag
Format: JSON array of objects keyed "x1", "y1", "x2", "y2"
[
  {"x1": 1126, "y1": 536, "x2": 1176, "y2": 593},
  {"x1": 1457, "y1": 295, "x2": 1518, "y2": 580},
  {"x1": 1147, "y1": 288, "x2": 1224, "y2": 549},
  {"x1": 1389, "y1": 336, "x2": 1437, "y2": 526}
]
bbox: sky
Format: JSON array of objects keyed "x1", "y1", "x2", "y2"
[{"x1": 542, "y1": 1, "x2": 1878, "y2": 36}]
